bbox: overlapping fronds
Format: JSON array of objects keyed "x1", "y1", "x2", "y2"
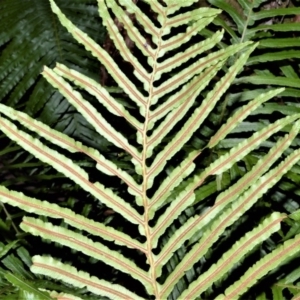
[
  {"x1": 0, "y1": 0, "x2": 300, "y2": 299},
  {"x1": 0, "y1": 0, "x2": 110, "y2": 213},
  {"x1": 0, "y1": 213, "x2": 101, "y2": 299},
  {"x1": 206, "y1": 0, "x2": 300, "y2": 227},
  {"x1": 206, "y1": 0, "x2": 300, "y2": 127}
]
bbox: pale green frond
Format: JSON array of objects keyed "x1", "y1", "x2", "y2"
[
  {"x1": 31, "y1": 256, "x2": 145, "y2": 300},
  {"x1": 148, "y1": 61, "x2": 225, "y2": 124},
  {"x1": 21, "y1": 217, "x2": 153, "y2": 294},
  {"x1": 147, "y1": 62, "x2": 224, "y2": 155},
  {"x1": 42, "y1": 66, "x2": 142, "y2": 164},
  {"x1": 163, "y1": 7, "x2": 221, "y2": 33},
  {"x1": 0, "y1": 185, "x2": 145, "y2": 252},
  {"x1": 150, "y1": 183, "x2": 195, "y2": 249},
  {"x1": 171, "y1": 212, "x2": 285, "y2": 299},
  {"x1": 216, "y1": 234, "x2": 300, "y2": 299},
  {"x1": 148, "y1": 42, "x2": 264, "y2": 241},
  {"x1": 208, "y1": 88, "x2": 285, "y2": 148},
  {"x1": 213, "y1": 121, "x2": 300, "y2": 207},
  {"x1": 0, "y1": 103, "x2": 142, "y2": 197},
  {"x1": 155, "y1": 29, "x2": 223, "y2": 81},
  {"x1": 152, "y1": 119, "x2": 300, "y2": 272},
  {"x1": 54, "y1": 63, "x2": 143, "y2": 132},
  {"x1": 0, "y1": 117, "x2": 143, "y2": 226},
  {"x1": 49, "y1": 0, "x2": 147, "y2": 112},
  {"x1": 112, "y1": 0, "x2": 160, "y2": 44},
  {"x1": 206, "y1": 113, "x2": 300, "y2": 176},
  {"x1": 141, "y1": 0, "x2": 165, "y2": 16},
  {"x1": 149, "y1": 62, "x2": 223, "y2": 125},
  {"x1": 149, "y1": 150, "x2": 199, "y2": 217},
  {"x1": 152, "y1": 42, "x2": 251, "y2": 97},
  {"x1": 99, "y1": 1, "x2": 152, "y2": 88},
  {"x1": 147, "y1": 45, "x2": 256, "y2": 183},
  {"x1": 160, "y1": 147, "x2": 300, "y2": 297},
  {"x1": 165, "y1": 0, "x2": 200, "y2": 15},
  {"x1": 159, "y1": 17, "x2": 218, "y2": 57},
  {"x1": 1, "y1": 0, "x2": 298, "y2": 298}
]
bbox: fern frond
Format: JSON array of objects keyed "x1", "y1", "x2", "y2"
[
  {"x1": 208, "y1": 88, "x2": 285, "y2": 147},
  {"x1": 147, "y1": 61, "x2": 224, "y2": 157},
  {"x1": 105, "y1": 0, "x2": 158, "y2": 59},
  {"x1": 179, "y1": 212, "x2": 285, "y2": 299},
  {"x1": 207, "y1": 114, "x2": 300, "y2": 176},
  {"x1": 54, "y1": 63, "x2": 143, "y2": 131},
  {"x1": 0, "y1": 0, "x2": 104, "y2": 139},
  {"x1": 159, "y1": 146, "x2": 300, "y2": 296},
  {"x1": 49, "y1": 0, "x2": 147, "y2": 112},
  {"x1": 153, "y1": 119, "x2": 300, "y2": 274},
  {"x1": 42, "y1": 66, "x2": 142, "y2": 164},
  {"x1": 152, "y1": 42, "x2": 251, "y2": 99},
  {"x1": 155, "y1": 30, "x2": 224, "y2": 80},
  {"x1": 207, "y1": 0, "x2": 300, "y2": 165},
  {"x1": 4, "y1": 272, "x2": 53, "y2": 300},
  {"x1": 150, "y1": 115, "x2": 300, "y2": 239},
  {"x1": 149, "y1": 62, "x2": 223, "y2": 125},
  {"x1": 21, "y1": 217, "x2": 152, "y2": 293},
  {"x1": 42, "y1": 290, "x2": 83, "y2": 300},
  {"x1": 267, "y1": 266, "x2": 300, "y2": 300},
  {"x1": 31, "y1": 256, "x2": 145, "y2": 300},
  {"x1": 0, "y1": 185, "x2": 145, "y2": 251},
  {"x1": 1, "y1": 0, "x2": 300, "y2": 298},
  {"x1": 217, "y1": 233, "x2": 300, "y2": 299},
  {"x1": 147, "y1": 44, "x2": 256, "y2": 182},
  {"x1": 0, "y1": 116, "x2": 143, "y2": 226},
  {"x1": 0, "y1": 103, "x2": 141, "y2": 196}
]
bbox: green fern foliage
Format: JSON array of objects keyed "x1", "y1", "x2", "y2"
[
  {"x1": 208, "y1": 0, "x2": 300, "y2": 102},
  {"x1": 0, "y1": 0, "x2": 108, "y2": 208},
  {"x1": 1, "y1": 0, "x2": 300, "y2": 299},
  {"x1": 206, "y1": 0, "x2": 300, "y2": 225}
]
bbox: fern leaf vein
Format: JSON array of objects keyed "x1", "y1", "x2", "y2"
[
  {"x1": 0, "y1": 185, "x2": 145, "y2": 251},
  {"x1": 165, "y1": 0, "x2": 200, "y2": 15},
  {"x1": 161, "y1": 147, "x2": 300, "y2": 296},
  {"x1": 0, "y1": 104, "x2": 142, "y2": 196},
  {"x1": 43, "y1": 66, "x2": 142, "y2": 163},
  {"x1": 180, "y1": 213, "x2": 285, "y2": 299},
  {"x1": 117, "y1": 0, "x2": 160, "y2": 38},
  {"x1": 54, "y1": 63, "x2": 143, "y2": 132},
  {"x1": 160, "y1": 15, "x2": 220, "y2": 56},
  {"x1": 156, "y1": 30, "x2": 223, "y2": 78},
  {"x1": 207, "y1": 114, "x2": 300, "y2": 176},
  {"x1": 49, "y1": 0, "x2": 147, "y2": 109},
  {"x1": 148, "y1": 45, "x2": 255, "y2": 181},
  {"x1": 149, "y1": 150, "x2": 199, "y2": 215},
  {"x1": 219, "y1": 234, "x2": 300, "y2": 299},
  {"x1": 22, "y1": 217, "x2": 152, "y2": 291},
  {"x1": 0, "y1": 117, "x2": 143, "y2": 226},
  {"x1": 208, "y1": 88, "x2": 285, "y2": 148},
  {"x1": 99, "y1": 1, "x2": 153, "y2": 87},
  {"x1": 148, "y1": 63, "x2": 223, "y2": 153},
  {"x1": 164, "y1": 7, "x2": 220, "y2": 30},
  {"x1": 106, "y1": 0, "x2": 157, "y2": 59},
  {"x1": 154, "y1": 118, "x2": 300, "y2": 274},
  {"x1": 31, "y1": 256, "x2": 145, "y2": 300},
  {"x1": 149, "y1": 63, "x2": 221, "y2": 120},
  {"x1": 153, "y1": 42, "x2": 250, "y2": 98}
]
